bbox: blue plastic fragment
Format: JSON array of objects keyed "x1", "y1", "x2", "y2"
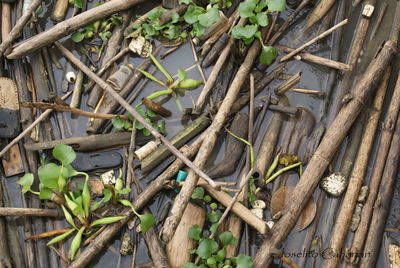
[{"x1": 175, "y1": 170, "x2": 188, "y2": 192}]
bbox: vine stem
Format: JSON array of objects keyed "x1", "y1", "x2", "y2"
[{"x1": 224, "y1": 127, "x2": 254, "y2": 168}]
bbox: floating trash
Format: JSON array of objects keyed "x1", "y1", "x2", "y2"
[{"x1": 320, "y1": 172, "x2": 347, "y2": 197}]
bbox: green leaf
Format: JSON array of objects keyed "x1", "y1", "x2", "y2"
[
  {"x1": 135, "y1": 121, "x2": 145, "y2": 130},
  {"x1": 197, "y1": 239, "x2": 218, "y2": 259},
  {"x1": 207, "y1": 257, "x2": 217, "y2": 266},
  {"x1": 146, "y1": 107, "x2": 157, "y2": 117},
  {"x1": 151, "y1": 122, "x2": 159, "y2": 132},
  {"x1": 103, "y1": 188, "x2": 112, "y2": 202},
  {"x1": 255, "y1": 1, "x2": 268, "y2": 12},
  {"x1": 179, "y1": 0, "x2": 191, "y2": 4},
  {"x1": 219, "y1": 231, "x2": 237, "y2": 246},
  {"x1": 53, "y1": 144, "x2": 76, "y2": 165},
  {"x1": 267, "y1": 0, "x2": 286, "y2": 12},
  {"x1": 198, "y1": 7, "x2": 219, "y2": 27},
  {"x1": 210, "y1": 223, "x2": 218, "y2": 234},
  {"x1": 71, "y1": 32, "x2": 85, "y2": 43},
  {"x1": 191, "y1": 22, "x2": 205, "y2": 37},
  {"x1": 146, "y1": 48, "x2": 173, "y2": 83},
  {"x1": 82, "y1": 177, "x2": 90, "y2": 218},
  {"x1": 171, "y1": 12, "x2": 180, "y2": 23},
  {"x1": 177, "y1": 68, "x2": 187, "y2": 81},
  {"x1": 138, "y1": 214, "x2": 155, "y2": 233},
  {"x1": 166, "y1": 25, "x2": 180, "y2": 40},
  {"x1": 207, "y1": 211, "x2": 221, "y2": 223},
  {"x1": 17, "y1": 173, "x2": 34, "y2": 194},
  {"x1": 184, "y1": 5, "x2": 204, "y2": 24},
  {"x1": 90, "y1": 216, "x2": 126, "y2": 226},
  {"x1": 47, "y1": 229, "x2": 75, "y2": 246},
  {"x1": 182, "y1": 263, "x2": 197, "y2": 268},
  {"x1": 112, "y1": 116, "x2": 126, "y2": 131},
  {"x1": 142, "y1": 128, "x2": 151, "y2": 136},
  {"x1": 74, "y1": 0, "x2": 83, "y2": 9},
  {"x1": 235, "y1": 254, "x2": 253, "y2": 268},
  {"x1": 216, "y1": 248, "x2": 226, "y2": 262},
  {"x1": 256, "y1": 12, "x2": 269, "y2": 27},
  {"x1": 238, "y1": 1, "x2": 256, "y2": 18},
  {"x1": 35, "y1": 5, "x2": 43, "y2": 15},
  {"x1": 64, "y1": 164, "x2": 79, "y2": 178},
  {"x1": 232, "y1": 24, "x2": 258, "y2": 40},
  {"x1": 148, "y1": 8, "x2": 163, "y2": 22},
  {"x1": 62, "y1": 205, "x2": 77, "y2": 229},
  {"x1": 70, "y1": 227, "x2": 85, "y2": 260},
  {"x1": 58, "y1": 173, "x2": 66, "y2": 192},
  {"x1": 137, "y1": 68, "x2": 165, "y2": 86},
  {"x1": 39, "y1": 187, "x2": 53, "y2": 200},
  {"x1": 64, "y1": 194, "x2": 82, "y2": 217},
  {"x1": 159, "y1": 120, "x2": 167, "y2": 135},
  {"x1": 249, "y1": 15, "x2": 258, "y2": 24},
  {"x1": 259, "y1": 46, "x2": 278, "y2": 65},
  {"x1": 188, "y1": 224, "x2": 202, "y2": 240},
  {"x1": 115, "y1": 187, "x2": 131, "y2": 195},
  {"x1": 143, "y1": 23, "x2": 157, "y2": 36},
  {"x1": 178, "y1": 79, "x2": 203, "y2": 89},
  {"x1": 38, "y1": 163, "x2": 61, "y2": 189},
  {"x1": 191, "y1": 187, "x2": 204, "y2": 199}
]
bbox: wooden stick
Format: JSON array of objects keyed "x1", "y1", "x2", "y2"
[
  {"x1": 360, "y1": 111, "x2": 400, "y2": 268},
  {"x1": 160, "y1": 27, "x2": 267, "y2": 244},
  {"x1": 0, "y1": 207, "x2": 63, "y2": 217},
  {"x1": 291, "y1": 88, "x2": 325, "y2": 98},
  {"x1": 306, "y1": 0, "x2": 339, "y2": 28},
  {"x1": 51, "y1": 0, "x2": 69, "y2": 22},
  {"x1": 21, "y1": 102, "x2": 130, "y2": 120},
  {"x1": 323, "y1": 67, "x2": 390, "y2": 268},
  {"x1": 0, "y1": 91, "x2": 72, "y2": 158},
  {"x1": 253, "y1": 40, "x2": 396, "y2": 267},
  {"x1": 347, "y1": 67, "x2": 400, "y2": 265},
  {"x1": 1, "y1": 3, "x2": 12, "y2": 47},
  {"x1": 0, "y1": 0, "x2": 41, "y2": 55},
  {"x1": 276, "y1": 45, "x2": 350, "y2": 70},
  {"x1": 369, "y1": 2, "x2": 387, "y2": 41},
  {"x1": 56, "y1": 42, "x2": 217, "y2": 189},
  {"x1": 280, "y1": 18, "x2": 348, "y2": 62},
  {"x1": 7, "y1": 0, "x2": 146, "y2": 59}
]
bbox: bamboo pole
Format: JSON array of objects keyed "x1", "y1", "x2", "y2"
[
  {"x1": 359, "y1": 112, "x2": 400, "y2": 268},
  {"x1": 323, "y1": 67, "x2": 391, "y2": 268},
  {"x1": 347, "y1": 66, "x2": 400, "y2": 265},
  {"x1": 7, "y1": 0, "x2": 146, "y2": 59},
  {"x1": 160, "y1": 27, "x2": 267, "y2": 244},
  {"x1": 0, "y1": 207, "x2": 63, "y2": 217},
  {"x1": 253, "y1": 40, "x2": 396, "y2": 267},
  {"x1": 56, "y1": 42, "x2": 218, "y2": 189}
]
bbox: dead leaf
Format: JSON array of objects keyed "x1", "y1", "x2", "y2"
[{"x1": 270, "y1": 186, "x2": 316, "y2": 231}]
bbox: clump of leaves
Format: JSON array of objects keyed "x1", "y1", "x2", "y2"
[
  {"x1": 17, "y1": 144, "x2": 155, "y2": 260},
  {"x1": 232, "y1": 0, "x2": 286, "y2": 65},
  {"x1": 111, "y1": 107, "x2": 167, "y2": 137},
  {"x1": 188, "y1": 188, "x2": 253, "y2": 267}
]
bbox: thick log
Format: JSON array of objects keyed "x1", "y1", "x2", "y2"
[
  {"x1": 253, "y1": 40, "x2": 396, "y2": 267},
  {"x1": 7, "y1": 0, "x2": 146, "y2": 59}
]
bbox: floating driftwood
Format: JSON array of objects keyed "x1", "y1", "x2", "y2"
[{"x1": 254, "y1": 40, "x2": 396, "y2": 267}]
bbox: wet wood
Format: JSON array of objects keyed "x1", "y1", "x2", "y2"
[
  {"x1": 0, "y1": 207, "x2": 63, "y2": 217},
  {"x1": 0, "y1": 176, "x2": 12, "y2": 268},
  {"x1": 253, "y1": 40, "x2": 396, "y2": 267},
  {"x1": 276, "y1": 45, "x2": 350, "y2": 71},
  {"x1": 166, "y1": 202, "x2": 206, "y2": 267},
  {"x1": 140, "y1": 115, "x2": 210, "y2": 174},
  {"x1": 275, "y1": 72, "x2": 301, "y2": 96},
  {"x1": 280, "y1": 18, "x2": 348, "y2": 62},
  {"x1": 360, "y1": 112, "x2": 400, "y2": 268},
  {"x1": 7, "y1": 0, "x2": 146, "y2": 59},
  {"x1": 87, "y1": 11, "x2": 131, "y2": 108},
  {"x1": 201, "y1": 32, "x2": 229, "y2": 68},
  {"x1": 207, "y1": 113, "x2": 248, "y2": 179},
  {"x1": 160, "y1": 26, "x2": 267, "y2": 244},
  {"x1": 1, "y1": 3, "x2": 12, "y2": 47},
  {"x1": 87, "y1": 46, "x2": 161, "y2": 133},
  {"x1": 21, "y1": 102, "x2": 130, "y2": 120},
  {"x1": 306, "y1": 0, "x2": 338, "y2": 28},
  {"x1": 326, "y1": 0, "x2": 376, "y2": 126},
  {"x1": 51, "y1": 0, "x2": 69, "y2": 22},
  {"x1": 324, "y1": 67, "x2": 390, "y2": 268},
  {"x1": 24, "y1": 132, "x2": 146, "y2": 152},
  {"x1": 1, "y1": 144, "x2": 24, "y2": 177},
  {"x1": 142, "y1": 97, "x2": 172, "y2": 117},
  {"x1": 348, "y1": 67, "x2": 400, "y2": 265},
  {"x1": 159, "y1": 4, "x2": 187, "y2": 25}
]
